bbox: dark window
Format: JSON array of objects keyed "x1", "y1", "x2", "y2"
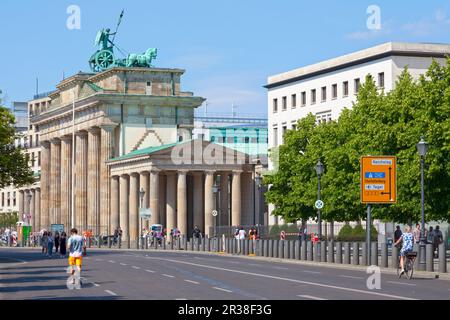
[
  {"x1": 301, "y1": 92, "x2": 306, "y2": 106},
  {"x1": 332, "y1": 84, "x2": 337, "y2": 99},
  {"x1": 311, "y1": 89, "x2": 316, "y2": 104},
  {"x1": 244, "y1": 137, "x2": 250, "y2": 143},
  {"x1": 282, "y1": 96, "x2": 287, "y2": 111},
  {"x1": 273, "y1": 99, "x2": 278, "y2": 113},
  {"x1": 321, "y1": 87, "x2": 327, "y2": 102},
  {"x1": 291, "y1": 94, "x2": 297, "y2": 108},
  {"x1": 343, "y1": 81, "x2": 349, "y2": 97},
  {"x1": 378, "y1": 72, "x2": 385, "y2": 88},
  {"x1": 354, "y1": 78, "x2": 361, "y2": 94}
]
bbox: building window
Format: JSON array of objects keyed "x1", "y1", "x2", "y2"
[
  {"x1": 343, "y1": 81, "x2": 349, "y2": 97},
  {"x1": 316, "y1": 112, "x2": 332, "y2": 124},
  {"x1": 244, "y1": 137, "x2": 250, "y2": 143},
  {"x1": 31, "y1": 152, "x2": 35, "y2": 166},
  {"x1": 38, "y1": 151, "x2": 41, "y2": 166},
  {"x1": 35, "y1": 134, "x2": 39, "y2": 147},
  {"x1": 273, "y1": 99, "x2": 278, "y2": 113},
  {"x1": 378, "y1": 72, "x2": 385, "y2": 88},
  {"x1": 13, "y1": 192, "x2": 16, "y2": 206},
  {"x1": 29, "y1": 135, "x2": 33, "y2": 148},
  {"x1": 291, "y1": 123, "x2": 297, "y2": 130},
  {"x1": 311, "y1": 89, "x2": 316, "y2": 104},
  {"x1": 273, "y1": 127, "x2": 278, "y2": 147},
  {"x1": 291, "y1": 94, "x2": 297, "y2": 108},
  {"x1": 7, "y1": 192, "x2": 10, "y2": 207},
  {"x1": 146, "y1": 81, "x2": 152, "y2": 95},
  {"x1": 354, "y1": 78, "x2": 361, "y2": 94},
  {"x1": 282, "y1": 126, "x2": 287, "y2": 143},
  {"x1": 321, "y1": 87, "x2": 327, "y2": 102},
  {"x1": 332, "y1": 84, "x2": 337, "y2": 99},
  {"x1": 301, "y1": 92, "x2": 306, "y2": 106},
  {"x1": 1, "y1": 193, "x2": 4, "y2": 207},
  {"x1": 227, "y1": 137, "x2": 234, "y2": 143},
  {"x1": 251, "y1": 137, "x2": 257, "y2": 143},
  {"x1": 282, "y1": 96, "x2": 287, "y2": 111},
  {"x1": 210, "y1": 136, "x2": 216, "y2": 142}
]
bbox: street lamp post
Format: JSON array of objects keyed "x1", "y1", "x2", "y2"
[
  {"x1": 26, "y1": 192, "x2": 32, "y2": 247},
  {"x1": 416, "y1": 137, "x2": 428, "y2": 271},
  {"x1": 255, "y1": 175, "x2": 262, "y2": 238},
  {"x1": 316, "y1": 160, "x2": 324, "y2": 261},
  {"x1": 139, "y1": 187, "x2": 145, "y2": 249},
  {"x1": 212, "y1": 182, "x2": 220, "y2": 251}
]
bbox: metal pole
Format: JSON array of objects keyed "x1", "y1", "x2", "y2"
[
  {"x1": 367, "y1": 204, "x2": 372, "y2": 266},
  {"x1": 71, "y1": 90, "x2": 75, "y2": 230},
  {"x1": 419, "y1": 156, "x2": 426, "y2": 271},
  {"x1": 317, "y1": 174, "x2": 322, "y2": 260}
]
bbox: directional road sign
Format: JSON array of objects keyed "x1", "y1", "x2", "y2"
[{"x1": 361, "y1": 156, "x2": 397, "y2": 204}]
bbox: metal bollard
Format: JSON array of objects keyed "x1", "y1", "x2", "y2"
[
  {"x1": 313, "y1": 243, "x2": 319, "y2": 262},
  {"x1": 290, "y1": 240, "x2": 295, "y2": 260},
  {"x1": 321, "y1": 241, "x2": 327, "y2": 263},
  {"x1": 162, "y1": 239, "x2": 166, "y2": 250},
  {"x1": 307, "y1": 241, "x2": 313, "y2": 261},
  {"x1": 413, "y1": 243, "x2": 421, "y2": 271},
  {"x1": 248, "y1": 240, "x2": 253, "y2": 255},
  {"x1": 438, "y1": 243, "x2": 447, "y2": 273},
  {"x1": 196, "y1": 239, "x2": 200, "y2": 251},
  {"x1": 301, "y1": 241, "x2": 307, "y2": 261},
  {"x1": 283, "y1": 240, "x2": 289, "y2": 259},
  {"x1": 352, "y1": 242, "x2": 359, "y2": 265},
  {"x1": 335, "y1": 242, "x2": 342, "y2": 264},
  {"x1": 381, "y1": 243, "x2": 388, "y2": 268},
  {"x1": 328, "y1": 240, "x2": 334, "y2": 263},
  {"x1": 361, "y1": 242, "x2": 367, "y2": 266},
  {"x1": 108, "y1": 237, "x2": 112, "y2": 248},
  {"x1": 244, "y1": 239, "x2": 249, "y2": 255},
  {"x1": 170, "y1": 238, "x2": 173, "y2": 250},
  {"x1": 343, "y1": 242, "x2": 350, "y2": 264},
  {"x1": 257, "y1": 240, "x2": 263, "y2": 257},
  {"x1": 294, "y1": 241, "x2": 300, "y2": 260},
  {"x1": 278, "y1": 240, "x2": 284, "y2": 259},
  {"x1": 392, "y1": 245, "x2": 399, "y2": 269},
  {"x1": 183, "y1": 237, "x2": 188, "y2": 251},
  {"x1": 273, "y1": 240, "x2": 279, "y2": 258},
  {"x1": 426, "y1": 243, "x2": 434, "y2": 272},
  {"x1": 268, "y1": 239, "x2": 273, "y2": 258},
  {"x1": 371, "y1": 242, "x2": 378, "y2": 266},
  {"x1": 177, "y1": 237, "x2": 181, "y2": 250}
]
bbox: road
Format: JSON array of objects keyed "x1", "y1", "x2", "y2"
[{"x1": 0, "y1": 248, "x2": 449, "y2": 300}]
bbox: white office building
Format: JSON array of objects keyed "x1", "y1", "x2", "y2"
[{"x1": 266, "y1": 42, "x2": 450, "y2": 226}]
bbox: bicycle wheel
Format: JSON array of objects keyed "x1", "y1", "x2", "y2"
[
  {"x1": 406, "y1": 259, "x2": 414, "y2": 279},
  {"x1": 396, "y1": 258, "x2": 403, "y2": 278}
]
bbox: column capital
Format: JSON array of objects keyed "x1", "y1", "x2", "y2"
[
  {"x1": 130, "y1": 172, "x2": 140, "y2": 178},
  {"x1": 150, "y1": 168, "x2": 161, "y2": 174},
  {"x1": 177, "y1": 169, "x2": 189, "y2": 175},
  {"x1": 139, "y1": 170, "x2": 150, "y2": 176},
  {"x1": 50, "y1": 138, "x2": 61, "y2": 145},
  {"x1": 120, "y1": 173, "x2": 130, "y2": 179},
  {"x1": 99, "y1": 123, "x2": 118, "y2": 131},
  {"x1": 87, "y1": 127, "x2": 101, "y2": 134},
  {"x1": 60, "y1": 135, "x2": 73, "y2": 142},
  {"x1": 41, "y1": 140, "x2": 51, "y2": 147},
  {"x1": 75, "y1": 130, "x2": 88, "y2": 137}
]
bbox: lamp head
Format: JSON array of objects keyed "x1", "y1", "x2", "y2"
[{"x1": 416, "y1": 137, "x2": 428, "y2": 157}]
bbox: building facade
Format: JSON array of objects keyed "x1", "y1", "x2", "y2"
[{"x1": 266, "y1": 42, "x2": 450, "y2": 225}]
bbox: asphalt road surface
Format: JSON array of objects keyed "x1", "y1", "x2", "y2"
[{"x1": 0, "y1": 248, "x2": 449, "y2": 300}]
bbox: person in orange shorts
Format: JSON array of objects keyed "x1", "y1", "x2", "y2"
[{"x1": 68, "y1": 228, "x2": 84, "y2": 285}]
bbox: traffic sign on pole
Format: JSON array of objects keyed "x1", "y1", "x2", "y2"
[
  {"x1": 360, "y1": 156, "x2": 397, "y2": 204},
  {"x1": 211, "y1": 210, "x2": 218, "y2": 217},
  {"x1": 314, "y1": 200, "x2": 324, "y2": 210}
]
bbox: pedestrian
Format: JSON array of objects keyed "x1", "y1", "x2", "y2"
[
  {"x1": 433, "y1": 226, "x2": 443, "y2": 258},
  {"x1": 47, "y1": 232, "x2": 54, "y2": 257},
  {"x1": 193, "y1": 225, "x2": 202, "y2": 245},
  {"x1": 68, "y1": 228, "x2": 84, "y2": 286},
  {"x1": 54, "y1": 231, "x2": 60, "y2": 254},
  {"x1": 426, "y1": 226, "x2": 434, "y2": 244},
  {"x1": 60, "y1": 232, "x2": 67, "y2": 257},
  {"x1": 42, "y1": 231, "x2": 48, "y2": 255},
  {"x1": 394, "y1": 225, "x2": 402, "y2": 247},
  {"x1": 249, "y1": 227, "x2": 255, "y2": 240},
  {"x1": 413, "y1": 223, "x2": 421, "y2": 244}
]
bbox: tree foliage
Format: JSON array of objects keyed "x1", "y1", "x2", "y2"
[
  {"x1": 265, "y1": 59, "x2": 450, "y2": 224},
  {"x1": 0, "y1": 100, "x2": 34, "y2": 189}
]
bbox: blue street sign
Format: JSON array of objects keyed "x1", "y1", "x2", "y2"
[{"x1": 364, "y1": 172, "x2": 385, "y2": 179}]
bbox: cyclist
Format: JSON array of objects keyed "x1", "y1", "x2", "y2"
[{"x1": 393, "y1": 225, "x2": 413, "y2": 275}]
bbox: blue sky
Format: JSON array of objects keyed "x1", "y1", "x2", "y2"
[{"x1": 1, "y1": 0, "x2": 450, "y2": 115}]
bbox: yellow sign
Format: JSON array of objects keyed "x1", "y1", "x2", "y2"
[{"x1": 360, "y1": 156, "x2": 397, "y2": 204}]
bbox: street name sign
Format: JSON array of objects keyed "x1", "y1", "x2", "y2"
[{"x1": 360, "y1": 156, "x2": 397, "y2": 204}]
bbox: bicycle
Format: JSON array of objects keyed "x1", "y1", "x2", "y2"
[{"x1": 397, "y1": 251, "x2": 417, "y2": 279}]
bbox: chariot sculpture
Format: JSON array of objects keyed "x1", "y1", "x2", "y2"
[{"x1": 88, "y1": 11, "x2": 158, "y2": 72}]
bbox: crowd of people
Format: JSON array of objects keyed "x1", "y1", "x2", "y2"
[
  {"x1": 394, "y1": 223, "x2": 444, "y2": 258},
  {"x1": 39, "y1": 231, "x2": 68, "y2": 258}
]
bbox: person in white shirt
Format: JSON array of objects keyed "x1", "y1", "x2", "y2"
[{"x1": 67, "y1": 228, "x2": 84, "y2": 285}]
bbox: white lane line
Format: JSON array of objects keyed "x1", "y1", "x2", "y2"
[
  {"x1": 213, "y1": 287, "x2": 233, "y2": 293},
  {"x1": 387, "y1": 281, "x2": 417, "y2": 287},
  {"x1": 298, "y1": 295, "x2": 327, "y2": 300},
  {"x1": 175, "y1": 298, "x2": 188, "y2": 300},
  {"x1": 302, "y1": 270, "x2": 322, "y2": 274},
  {"x1": 132, "y1": 266, "x2": 141, "y2": 270},
  {"x1": 145, "y1": 257, "x2": 416, "y2": 300},
  {"x1": 95, "y1": 259, "x2": 103, "y2": 261},
  {"x1": 93, "y1": 283, "x2": 100, "y2": 287},
  {"x1": 273, "y1": 266, "x2": 289, "y2": 270},
  {"x1": 339, "y1": 275, "x2": 364, "y2": 280},
  {"x1": 105, "y1": 290, "x2": 117, "y2": 296},
  {"x1": 184, "y1": 279, "x2": 200, "y2": 284},
  {"x1": 120, "y1": 263, "x2": 128, "y2": 266},
  {"x1": 162, "y1": 274, "x2": 175, "y2": 278},
  {"x1": 108, "y1": 260, "x2": 116, "y2": 263},
  {"x1": 248, "y1": 263, "x2": 260, "y2": 267},
  {"x1": 145, "y1": 269, "x2": 155, "y2": 273}
]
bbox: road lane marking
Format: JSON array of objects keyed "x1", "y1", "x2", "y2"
[
  {"x1": 108, "y1": 260, "x2": 116, "y2": 263},
  {"x1": 339, "y1": 275, "x2": 364, "y2": 280},
  {"x1": 213, "y1": 287, "x2": 233, "y2": 293},
  {"x1": 132, "y1": 266, "x2": 141, "y2": 269},
  {"x1": 273, "y1": 266, "x2": 289, "y2": 270},
  {"x1": 95, "y1": 259, "x2": 103, "y2": 261},
  {"x1": 145, "y1": 269, "x2": 155, "y2": 273},
  {"x1": 175, "y1": 298, "x2": 187, "y2": 300},
  {"x1": 298, "y1": 295, "x2": 327, "y2": 300},
  {"x1": 387, "y1": 281, "x2": 417, "y2": 287},
  {"x1": 184, "y1": 280, "x2": 200, "y2": 284},
  {"x1": 105, "y1": 290, "x2": 117, "y2": 296},
  {"x1": 120, "y1": 263, "x2": 128, "y2": 266},
  {"x1": 302, "y1": 270, "x2": 321, "y2": 274},
  {"x1": 162, "y1": 274, "x2": 175, "y2": 278},
  {"x1": 145, "y1": 257, "x2": 416, "y2": 300},
  {"x1": 93, "y1": 283, "x2": 100, "y2": 287}
]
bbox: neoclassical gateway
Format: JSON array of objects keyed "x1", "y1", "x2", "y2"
[{"x1": 28, "y1": 67, "x2": 261, "y2": 248}]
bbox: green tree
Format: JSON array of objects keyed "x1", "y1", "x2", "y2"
[{"x1": 0, "y1": 99, "x2": 34, "y2": 189}]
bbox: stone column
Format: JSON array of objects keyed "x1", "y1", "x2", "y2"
[
  {"x1": 100, "y1": 125, "x2": 116, "y2": 234},
  {"x1": 204, "y1": 171, "x2": 214, "y2": 237},
  {"x1": 30, "y1": 189, "x2": 35, "y2": 232},
  {"x1": 139, "y1": 171, "x2": 149, "y2": 230},
  {"x1": 149, "y1": 170, "x2": 160, "y2": 225},
  {"x1": 166, "y1": 172, "x2": 177, "y2": 234},
  {"x1": 177, "y1": 170, "x2": 188, "y2": 236},
  {"x1": 50, "y1": 138, "x2": 61, "y2": 225},
  {"x1": 75, "y1": 131, "x2": 88, "y2": 231},
  {"x1": 192, "y1": 172, "x2": 204, "y2": 232},
  {"x1": 220, "y1": 172, "x2": 229, "y2": 226},
  {"x1": 129, "y1": 173, "x2": 139, "y2": 248},
  {"x1": 232, "y1": 170, "x2": 242, "y2": 227},
  {"x1": 18, "y1": 190, "x2": 24, "y2": 217},
  {"x1": 60, "y1": 136, "x2": 72, "y2": 230},
  {"x1": 24, "y1": 190, "x2": 30, "y2": 225},
  {"x1": 35, "y1": 188, "x2": 41, "y2": 231},
  {"x1": 110, "y1": 176, "x2": 120, "y2": 232},
  {"x1": 119, "y1": 174, "x2": 129, "y2": 247},
  {"x1": 40, "y1": 141, "x2": 51, "y2": 230},
  {"x1": 87, "y1": 128, "x2": 100, "y2": 234}
]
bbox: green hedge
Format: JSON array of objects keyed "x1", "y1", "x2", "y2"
[{"x1": 337, "y1": 224, "x2": 378, "y2": 242}]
